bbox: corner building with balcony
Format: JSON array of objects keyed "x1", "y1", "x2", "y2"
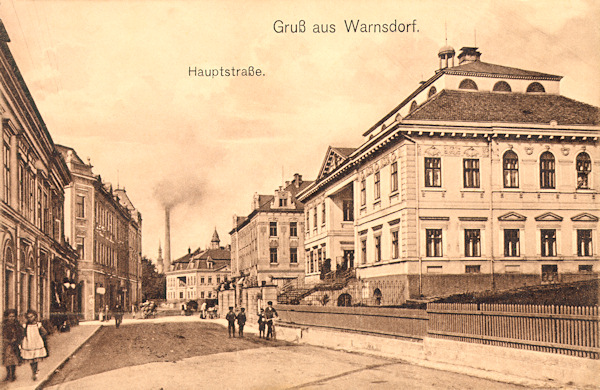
[
  {"x1": 58, "y1": 145, "x2": 142, "y2": 320},
  {"x1": 230, "y1": 174, "x2": 312, "y2": 288},
  {"x1": 297, "y1": 46, "x2": 599, "y2": 306},
  {"x1": 0, "y1": 20, "x2": 78, "y2": 320}
]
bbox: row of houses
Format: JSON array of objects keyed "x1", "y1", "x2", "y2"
[
  {"x1": 0, "y1": 20, "x2": 142, "y2": 321},
  {"x1": 166, "y1": 44, "x2": 598, "y2": 309}
]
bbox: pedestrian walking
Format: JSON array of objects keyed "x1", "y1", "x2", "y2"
[
  {"x1": 104, "y1": 305, "x2": 111, "y2": 321},
  {"x1": 265, "y1": 301, "x2": 278, "y2": 340},
  {"x1": 2, "y1": 309, "x2": 23, "y2": 382},
  {"x1": 20, "y1": 310, "x2": 48, "y2": 381},
  {"x1": 237, "y1": 308, "x2": 246, "y2": 338},
  {"x1": 200, "y1": 302, "x2": 207, "y2": 319},
  {"x1": 114, "y1": 304, "x2": 124, "y2": 328},
  {"x1": 225, "y1": 307, "x2": 236, "y2": 338},
  {"x1": 257, "y1": 308, "x2": 265, "y2": 338}
]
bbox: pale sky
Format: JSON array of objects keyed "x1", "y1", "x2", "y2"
[{"x1": 1, "y1": 0, "x2": 598, "y2": 262}]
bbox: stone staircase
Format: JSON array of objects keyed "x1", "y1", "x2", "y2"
[{"x1": 277, "y1": 269, "x2": 356, "y2": 305}]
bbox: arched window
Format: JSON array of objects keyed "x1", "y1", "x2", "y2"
[
  {"x1": 373, "y1": 288, "x2": 382, "y2": 305},
  {"x1": 576, "y1": 152, "x2": 591, "y2": 189},
  {"x1": 527, "y1": 82, "x2": 545, "y2": 93},
  {"x1": 428, "y1": 86, "x2": 437, "y2": 98},
  {"x1": 337, "y1": 293, "x2": 352, "y2": 307},
  {"x1": 410, "y1": 101, "x2": 417, "y2": 112},
  {"x1": 540, "y1": 151, "x2": 555, "y2": 189},
  {"x1": 503, "y1": 151, "x2": 519, "y2": 188},
  {"x1": 458, "y1": 79, "x2": 478, "y2": 90},
  {"x1": 493, "y1": 81, "x2": 512, "y2": 92}
]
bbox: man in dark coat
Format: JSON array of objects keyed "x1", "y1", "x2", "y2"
[
  {"x1": 114, "y1": 304, "x2": 124, "y2": 328},
  {"x1": 225, "y1": 307, "x2": 236, "y2": 338},
  {"x1": 237, "y1": 308, "x2": 247, "y2": 338}
]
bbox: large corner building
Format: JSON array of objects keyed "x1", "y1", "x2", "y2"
[{"x1": 298, "y1": 46, "x2": 599, "y2": 306}]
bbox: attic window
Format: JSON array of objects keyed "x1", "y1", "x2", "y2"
[
  {"x1": 459, "y1": 79, "x2": 478, "y2": 90},
  {"x1": 526, "y1": 82, "x2": 545, "y2": 93},
  {"x1": 410, "y1": 101, "x2": 417, "y2": 112},
  {"x1": 428, "y1": 87, "x2": 437, "y2": 98},
  {"x1": 493, "y1": 81, "x2": 511, "y2": 92}
]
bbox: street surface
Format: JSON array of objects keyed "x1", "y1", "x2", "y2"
[{"x1": 44, "y1": 320, "x2": 528, "y2": 390}]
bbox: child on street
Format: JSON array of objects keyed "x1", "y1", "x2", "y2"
[
  {"x1": 225, "y1": 307, "x2": 236, "y2": 338},
  {"x1": 237, "y1": 308, "x2": 246, "y2": 338},
  {"x1": 2, "y1": 309, "x2": 23, "y2": 382},
  {"x1": 257, "y1": 308, "x2": 265, "y2": 338},
  {"x1": 20, "y1": 310, "x2": 48, "y2": 381}
]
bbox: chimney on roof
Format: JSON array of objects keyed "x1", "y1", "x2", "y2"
[
  {"x1": 457, "y1": 47, "x2": 481, "y2": 64},
  {"x1": 293, "y1": 173, "x2": 303, "y2": 188}
]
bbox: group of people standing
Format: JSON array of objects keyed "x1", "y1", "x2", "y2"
[
  {"x1": 2, "y1": 309, "x2": 49, "y2": 382},
  {"x1": 225, "y1": 301, "x2": 278, "y2": 340}
]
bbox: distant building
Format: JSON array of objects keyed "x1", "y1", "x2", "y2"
[
  {"x1": 156, "y1": 241, "x2": 164, "y2": 274},
  {"x1": 230, "y1": 174, "x2": 312, "y2": 288},
  {"x1": 59, "y1": 145, "x2": 142, "y2": 320},
  {"x1": 298, "y1": 46, "x2": 599, "y2": 306},
  {"x1": 0, "y1": 20, "x2": 78, "y2": 319},
  {"x1": 166, "y1": 230, "x2": 231, "y2": 304}
]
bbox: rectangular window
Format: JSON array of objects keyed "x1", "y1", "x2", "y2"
[
  {"x1": 76, "y1": 195, "x2": 85, "y2": 218},
  {"x1": 76, "y1": 237, "x2": 84, "y2": 259},
  {"x1": 390, "y1": 162, "x2": 398, "y2": 193},
  {"x1": 217, "y1": 276, "x2": 221, "y2": 284},
  {"x1": 200, "y1": 277, "x2": 205, "y2": 284},
  {"x1": 579, "y1": 264, "x2": 593, "y2": 273},
  {"x1": 343, "y1": 200, "x2": 354, "y2": 221},
  {"x1": 463, "y1": 159, "x2": 480, "y2": 188},
  {"x1": 426, "y1": 229, "x2": 443, "y2": 257},
  {"x1": 313, "y1": 208, "x2": 317, "y2": 228},
  {"x1": 270, "y1": 247, "x2": 278, "y2": 264},
  {"x1": 360, "y1": 179, "x2": 366, "y2": 206},
  {"x1": 360, "y1": 238, "x2": 367, "y2": 264},
  {"x1": 577, "y1": 230, "x2": 592, "y2": 257},
  {"x1": 3, "y1": 142, "x2": 9, "y2": 202},
  {"x1": 541, "y1": 229, "x2": 557, "y2": 257},
  {"x1": 290, "y1": 247, "x2": 298, "y2": 263},
  {"x1": 504, "y1": 229, "x2": 520, "y2": 257},
  {"x1": 269, "y1": 222, "x2": 277, "y2": 237},
  {"x1": 374, "y1": 171, "x2": 380, "y2": 200},
  {"x1": 279, "y1": 198, "x2": 287, "y2": 207},
  {"x1": 290, "y1": 222, "x2": 297, "y2": 237},
  {"x1": 374, "y1": 235, "x2": 381, "y2": 262},
  {"x1": 201, "y1": 291, "x2": 204, "y2": 298},
  {"x1": 391, "y1": 230, "x2": 399, "y2": 259},
  {"x1": 321, "y1": 202, "x2": 326, "y2": 225},
  {"x1": 465, "y1": 265, "x2": 481, "y2": 273},
  {"x1": 465, "y1": 229, "x2": 481, "y2": 257},
  {"x1": 208, "y1": 277, "x2": 212, "y2": 284},
  {"x1": 425, "y1": 157, "x2": 441, "y2": 187},
  {"x1": 306, "y1": 212, "x2": 310, "y2": 232},
  {"x1": 309, "y1": 251, "x2": 314, "y2": 273}
]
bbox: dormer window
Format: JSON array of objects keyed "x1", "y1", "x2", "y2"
[
  {"x1": 459, "y1": 79, "x2": 478, "y2": 90},
  {"x1": 410, "y1": 101, "x2": 417, "y2": 112},
  {"x1": 279, "y1": 198, "x2": 287, "y2": 207},
  {"x1": 526, "y1": 82, "x2": 545, "y2": 93},
  {"x1": 493, "y1": 81, "x2": 511, "y2": 92},
  {"x1": 428, "y1": 87, "x2": 437, "y2": 98}
]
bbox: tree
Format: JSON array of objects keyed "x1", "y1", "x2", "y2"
[{"x1": 141, "y1": 256, "x2": 166, "y2": 300}]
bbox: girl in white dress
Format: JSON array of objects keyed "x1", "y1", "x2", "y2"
[{"x1": 20, "y1": 310, "x2": 48, "y2": 381}]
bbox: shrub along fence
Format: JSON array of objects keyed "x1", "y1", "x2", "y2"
[{"x1": 427, "y1": 303, "x2": 599, "y2": 359}]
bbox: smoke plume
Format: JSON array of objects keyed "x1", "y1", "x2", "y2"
[{"x1": 153, "y1": 174, "x2": 206, "y2": 211}]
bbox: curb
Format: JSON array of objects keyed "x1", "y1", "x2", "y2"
[{"x1": 35, "y1": 325, "x2": 103, "y2": 390}]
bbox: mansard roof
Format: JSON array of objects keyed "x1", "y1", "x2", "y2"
[
  {"x1": 441, "y1": 61, "x2": 561, "y2": 80},
  {"x1": 404, "y1": 90, "x2": 599, "y2": 125}
]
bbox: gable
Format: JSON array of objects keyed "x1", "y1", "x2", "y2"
[
  {"x1": 535, "y1": 212, "x2": 563, "y2": 222},
  {"x1": 317, "y1": 146, "x2": 352, "y2": 180},
  {"x1": 571, "y1": 213, "x2": 599, "y2": 222},
  {"x1": 498, "y1": 212, "x2": 527, "y2": 221}
]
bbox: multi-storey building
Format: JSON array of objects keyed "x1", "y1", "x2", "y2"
[
  {"x1": 230, "y1": 174, "x2": 312, "y2": 288},
  {"x1": 298, "y1": 46, "x2": 598, "y2": 306},
  {"x1": 166, "y1": 230, "x2": 231, "y2": 304},
  {"x1": 0, "y1": 20, "x2": 78, "y2": 319},
  {"x1": 59, "y1": 145, "x2": 142, "y2": 319}
]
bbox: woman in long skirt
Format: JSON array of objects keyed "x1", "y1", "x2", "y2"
[
  {"x1": 20, "y1": 310, "x2": 48, "y2": 381},
  {"x1": 2, "y1": 309, "x2": 23, "y2": 382}
]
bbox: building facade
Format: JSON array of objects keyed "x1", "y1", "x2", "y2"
[
  {"x1": 230, "y1": 174, "x2": 312, "y2": 288},
  {"x1": 0, "y1": 20, "x2": 78, "y2": 320},
  {"x1": 59, "y1": 145, "x2": 142, "y2": 319},
  {"x1": 298, "y1": 46, "x2": 599, "y2": 306},
  {"x1": 166, "y1": 230, "x2": 231, "y2": 305}
]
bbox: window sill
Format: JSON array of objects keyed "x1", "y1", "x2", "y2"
[{"x1": 269, "y1": 263, "x2": 279, "y2": 267}]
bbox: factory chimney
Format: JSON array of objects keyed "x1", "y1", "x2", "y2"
[{"x1": 164, "y1": 208, "x2": 171, "y2": 272}]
